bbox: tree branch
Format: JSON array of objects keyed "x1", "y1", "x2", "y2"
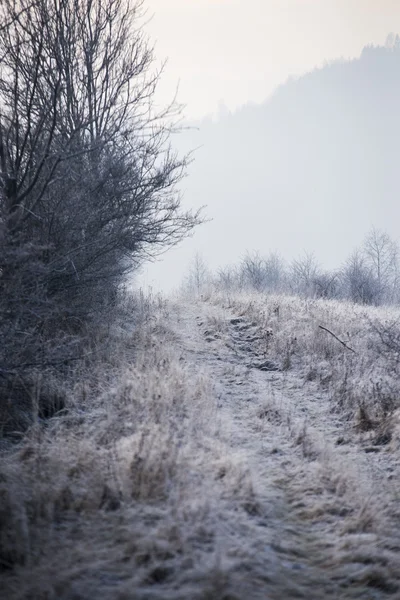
[{"x1": 318, "y1": 325, "x2": 356, "y2": 353}]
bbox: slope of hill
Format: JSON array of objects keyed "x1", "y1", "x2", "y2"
[{"x1": 145, "y1": 42, "x2": 400, "y2": 290}]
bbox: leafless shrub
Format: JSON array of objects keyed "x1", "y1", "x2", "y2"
[
  {"x1": 363, "y1": 228, "x2": 399, "y2": 304},
  {"x1": 290, "y1": 251, "x2": 320, "y2": 297},
  {"x1": 183, "y1": 252, "x2": 211, "y2": 296},
  {"x1": 239, "y1": 251, "x2": 286, "y2": 293},
  {"x1": 337, "y1": 230, "x2": 400, "y2": 306},
  {"x1": 216, "y1": 264, "x2": 240, "y2": 292},
  {"x1": 0, "y1": 0, "x2": 202, "y2": 428},
  {"x1": 239, "y1": 251, "x2": 268, "y2": 291},
  {"x1": 313, "y1": 271, "x2": 339, "y2": 299},
  {"x1": 370, "y1": 318, "x2": 400, "y2": 365}
]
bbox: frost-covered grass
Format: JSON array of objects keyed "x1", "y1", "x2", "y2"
[
  {"x1": 209, "y1": 288, "x2": 400, "y2": 427},
  {"x1": 2, "y1": 290, "x2": 400, "y2": 599},
  {"x1": 0, "y1": 296, "x2": 269, "y2": 600}
]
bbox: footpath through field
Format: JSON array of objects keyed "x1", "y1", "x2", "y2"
[{"x1": 172, "y1": 298, "x2": 400, "y2": 599}]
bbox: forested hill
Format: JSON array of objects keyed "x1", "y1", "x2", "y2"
[{"x1": 178, "y1": 42, "x2": 400, "y2": 272}]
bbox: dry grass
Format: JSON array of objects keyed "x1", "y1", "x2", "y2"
[
  {"x1": 0, "y1": 294, "x2": 282, "y2": 600},
  {"x1": 2, "y1": 290, "x2": 400, "y2": 598},
  {"x1": 209, "y1": 289, "x2": 400, "y2": 425}
]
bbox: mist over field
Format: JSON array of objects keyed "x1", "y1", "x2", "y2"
[{"x1": 141, "y1": 40, "x2": 400, "y2": 291}]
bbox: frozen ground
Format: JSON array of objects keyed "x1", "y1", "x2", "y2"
[
  {"x1": 2, "y1": 293, "x2": 400, "y2": 599},
  {"x1": 169, "y1": 296, "x2": 400, "y2": 598}
]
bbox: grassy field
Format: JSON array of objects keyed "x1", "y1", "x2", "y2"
[
  {"x1": 209, "y1": 288, "x2": 400, "y2": 430},
  {"x1": 0, "y1": 295, "x2": 262, "y2": 599},
  {"x1": 1, "y1": 289, "x2": 400, "y2": 599}
]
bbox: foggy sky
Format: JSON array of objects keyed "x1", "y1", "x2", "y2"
[
  {"x1": 146, "y1": 0, "x2": 400, "y2": 118},
  {"x1": 139, "y1": 1, "x2": 400, "y2": 293}
]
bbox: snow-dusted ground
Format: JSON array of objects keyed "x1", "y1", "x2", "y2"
[
  {"x1": 171, "y1": 297, "x2": 400, "y2": 598},
  {"x1": 3, "y1": 293, "x2": 400, "y2": 599}
]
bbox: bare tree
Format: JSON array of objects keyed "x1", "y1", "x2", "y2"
[
  {"x1": 185, "y1": 253, "x2": 210, "y2": 296},
  {"x1": 363, "y1": 228, "x2": 399, "y2": 304},
  {"x1": 313, "y1": 271, "x2": 338, "y2": 299},
  {"x1": 0, "y1": 0, "x2": 201, "y2": 425},
  {"x1": 290, "y1": 251, "x2": 320, "y2": 297},
  {"x1": 240, "y1": 251, "x2": 268, "y2": 291},
  {"x1": 263, "y1": 252, "x2": 286, "y2": 292},
  {"x1": 340, "y1": 250, "x2": 378, "y2": 305},
  {"x1": 216, "y1": 265, "x2": 239, "y2": 291}
]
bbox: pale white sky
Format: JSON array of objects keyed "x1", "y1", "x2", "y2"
[{"x1": 146, "y1": 0, "x2": 400, "y2": 118}]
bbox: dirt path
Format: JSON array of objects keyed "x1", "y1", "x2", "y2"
[{"x1": 171, "y1": 298, "x2": 400, "y2": 599}]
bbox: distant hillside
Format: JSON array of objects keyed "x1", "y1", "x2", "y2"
[{"x1": 149, "y1": 42, "x2": 400, "y2": 289}]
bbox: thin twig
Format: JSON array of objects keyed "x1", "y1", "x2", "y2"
[{"x1": 318, "y1": 325, "x2": 356, "y2": 353}]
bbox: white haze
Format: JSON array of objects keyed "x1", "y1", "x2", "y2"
[{"x1": 139, "y1": 1, "x2": 400, "y2": 292}]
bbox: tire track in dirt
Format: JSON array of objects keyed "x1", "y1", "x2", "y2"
[{"x1": 172, "y1": 298, "x2": 400, "y2": 599}]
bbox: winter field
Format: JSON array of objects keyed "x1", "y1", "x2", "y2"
[
  {"x1": 2, "y1": 288, "x2": 400, "y2": 599},
  {"x1": 2, "y1": 0, "x2": 400, "y2": 598}
]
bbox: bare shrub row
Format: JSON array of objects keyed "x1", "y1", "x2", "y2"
[
  {"x1": 202, "y1": 229, "x2": 400, "y2": 306},
  {"x1": 0, "y1": 0, "x2": 200, "y2": 430}
]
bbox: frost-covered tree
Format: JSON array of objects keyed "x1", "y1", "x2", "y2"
[
  {"x1": 340, "y1": 250, "x2": 378, "y2": 305},
  {"x1": 185, "y1": 253, "x2": 210, "y2": 295},
  {"x1": 363, "y1": 229, "x2": 399, "y2": 304},
  {"x1": 289, "y1": 252, "x2": 320, "y2": 297},
  {"x1": 0, "y1": 0, "x2": 201, "y2": 417}
]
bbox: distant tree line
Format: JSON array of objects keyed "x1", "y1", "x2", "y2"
[{"x1": 211, "y1": 229, "x2": 400, "y2": 306}]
